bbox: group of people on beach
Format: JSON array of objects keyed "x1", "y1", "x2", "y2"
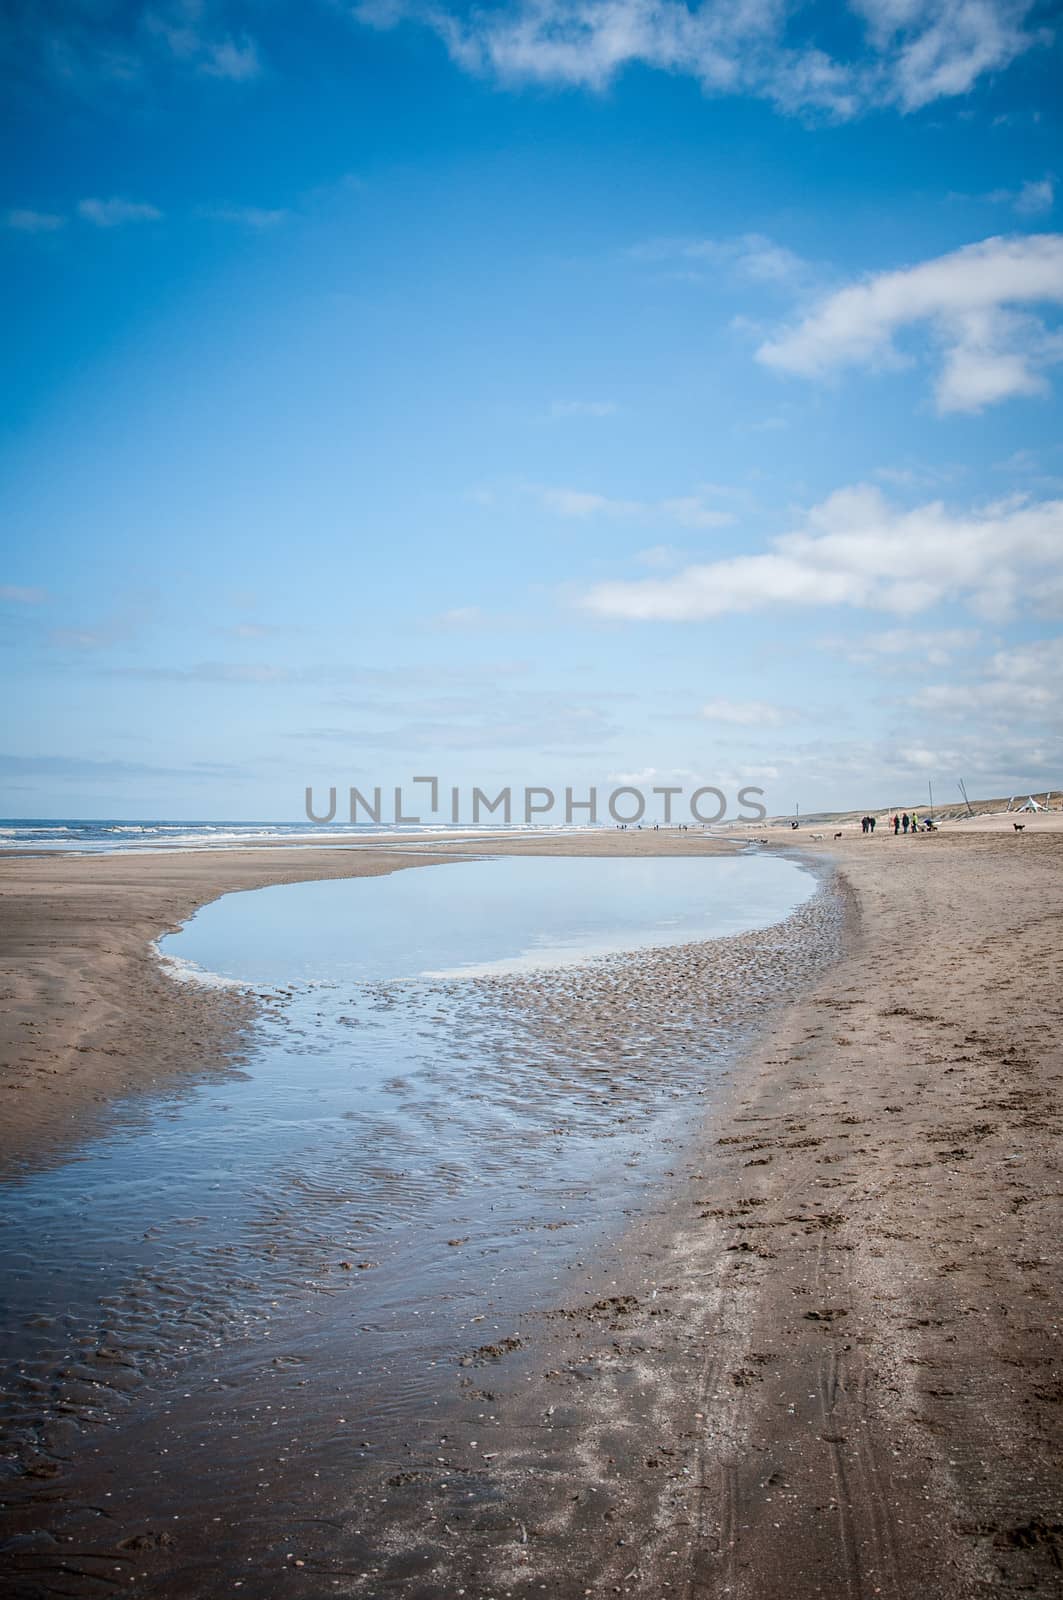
[
  {"x1": 861, "y1": 811, "x2": 933, "y2": 834},
  {"x1": 891, "y1": 811, "x2": 932, "y2": 833}
]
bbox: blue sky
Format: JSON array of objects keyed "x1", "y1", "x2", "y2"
[{"x1": 2, "y1": 0, "x2": 1062, "y2": 820}]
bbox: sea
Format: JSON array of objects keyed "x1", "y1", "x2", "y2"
[{"x1": 0, "y1": 818, "x2": 574, "y2": 853}]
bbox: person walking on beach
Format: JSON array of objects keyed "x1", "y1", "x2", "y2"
[
  {"x1": 861, "y1": 816, "x2": 868, "y2": 833},
  {"x1": 893, "y1": 813, "x2": 900, "y2": 834},
  {"x1": 911, "y1": 811, "x2": 919, "y2": 833},
  {"x1": 870, "y1": 815, "x2": 876, "y2": 833},
  {"x1": 902, "y1": 813, "x2": 909, "y2": 833}
]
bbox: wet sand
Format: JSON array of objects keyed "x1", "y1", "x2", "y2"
[
  {"x1": 415, "y1": 830, "x2": 1063, "y2": 1599},
  {"x1": 0, "y1": 846, "x2": 433, "y2": 1172},
  {"x1": 1, "y1": 829, "x2": 1061, "y2": 1596}
]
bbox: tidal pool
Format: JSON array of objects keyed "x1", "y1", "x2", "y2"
[
  {"x1": 161, "y1": 853, "x2": 815, "y2": 982},
  {"x1": 0, "y1": 853, "x2": 822, "y2": 1478}
]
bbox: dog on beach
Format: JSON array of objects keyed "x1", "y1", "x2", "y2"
[
  {"x1": 1014, "y1": 822, "x2": 1025, "y2": 832},
  {"x1": 833, "y1": 831, "x2": 843, "y2": 839}
]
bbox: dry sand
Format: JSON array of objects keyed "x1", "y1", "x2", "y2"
[
  {"x1": 0, "y1": 845, "x2": 442, "y2": 1171},
  {"x1": 0, "y1": 826, "x2": 1061, "y2": 1595}
]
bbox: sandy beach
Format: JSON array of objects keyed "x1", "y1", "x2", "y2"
[
  {"x1": 422, "y1": 826, "x2": 1063, "y2": 1599},
  {"x1": 1, "y1": 826, "x2": 1061, "y2": 1596}
]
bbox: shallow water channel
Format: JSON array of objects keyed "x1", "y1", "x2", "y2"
[{"x1": 0, "y1": 853, "x2": 826, "y2": 1580}]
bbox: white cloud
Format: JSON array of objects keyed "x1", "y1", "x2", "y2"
[
  {"x1": 702, "y1": 697, "x2": 790, "y2": 725},
  {"x1": 436, "y1": 606, "x2": 487, "y2": 629},
  {"x1": 635, "y1": 545, "x2": 683, "y2": 569},
  {"x1": 743, "y1": 728, "x2": 1060, "y2": 802},
  {"x1": 605, "y1": 766, "x2": 703, "y2": 785},
  {"x1": 988, "y1": 636, "x2": 1063, "y2": 682},
  {"x1": 5, "y1": 209, "x2": 64, "y2": 233},
  {"x1": 200, "y1": 206, "x2": 289, "y2": 227},
  {"x1": 15, "y1": 0, "x2": 1039, "y2": 115},
  {"x1": 12, "y1": 5, "x2": 264, "y2": 94},
  {"x1": 543, "y1": 487, "x2": 637, "y2": 518},
  {"x1": 548, "y1": 399, "x2": 619, "y2": 418},
  {"x1": 356, "y1": 0, "x2": 1044, "y2": 119},
  {"x1": 757, "y1": 233, "x2": 1063, "y2": 413},
  {"x1": 582, "y1": 484, "x2": 1063, "y2": 622},
  {"x1": 537, "y1": 484, "x2": 734, "y2": 528},
  {"x1": 198, "y1": 34, "x2": 261, "y2": 80},
  {"x1": 995, "y1": 448, "x2": 1039, "y2": 473},
  {"x1": 656, "y1": 496, "x2": 736, "y2": 530},
  {"x1": 106, "y1": 660, "x2": 288, "y2": 682},
  {"x1": 823, "y1": 625, "x2": 980, "y2": 666},
  {"x1": 12, "y1": 199, "x2": 289, "y2": 236},
  {"x1": 914, "y1": 637, "x2": 1063, "y2": 716},
  {"x1": 875, "y1": 463, "x2": 959, "y2": 489},
  {"x1": 851, "y1": 0, "x2": 1042, "y2": 111},
  {"x1": 629, "y1": 233, "x2": 811, "y2": 285},
  {"x1": 915, "y1": 680, "x2": 1052, "y2": 714},
  {"x1": 139, "y1": 8, "x2": 261, "y2": 81},
  {"x1": 896, "y1": 744, "x2": 939, "y2": 770},
  {"x1": 607, "y1": 766, "x2": 667, "y2": 784},
  {"x1": 1031, "y1": 575, "x2": 1063, "y2": 618},
  {"x1": 78, "y1": 197, "x2": 163, "y2": 227},
  {"x1": 1014, "y1": 177, "x2": 1055, "y2": 216},
  {"x1": 986, "y1": 175, "x2": 1055, "y2": 216},
  {"x1": 228, "y1": 623, "x2": 281, "y2": 639}
]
